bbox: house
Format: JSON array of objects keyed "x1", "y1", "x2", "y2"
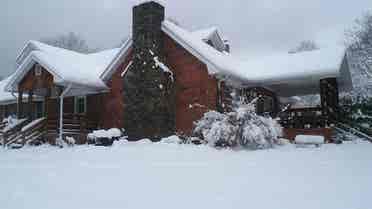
[{"x1": 2, "y1": 1, "x2": 353, "y2": 144}]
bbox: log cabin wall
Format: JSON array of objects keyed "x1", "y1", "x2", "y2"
[
  {"x1": 15, "y1": 63, "x2": 104, "y2": 144},
  {"x1": 86, "y1": 94, "x2": 105, "y2": 129},
  {"x1": 164, "y1": 33, "x2": 219, "y2": 135},
  {"x1": 19, "y1": 65, "x2": 54, "y2": 93}
]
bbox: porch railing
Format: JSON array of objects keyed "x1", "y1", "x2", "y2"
[
  {"x1": 278, "y1": 107, "x2": 327, "y2": 129},
  {"x1": 47, "y1": 113, "x2": 98, "y2": 136},
  {"x1": 1, "y1": 118, "x2": 47, "y2": 148}
]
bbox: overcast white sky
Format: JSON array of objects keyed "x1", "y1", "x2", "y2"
[{"x1": 1, "y1": 0, "x2": 371, "y2": 77}]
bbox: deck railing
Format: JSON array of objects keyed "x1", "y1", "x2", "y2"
[
  {"x1": 47, "y1": 113, "x2": 97, "y2": 136},
  {"x1": 1, "y1": 118, "x2": 47, "y2": 148},
  {"x1": 278, "y1": 107, "x2": 327, "y2": 129}
]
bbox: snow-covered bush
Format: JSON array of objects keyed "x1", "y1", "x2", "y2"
[
  {"x1": 87, "y1": 128, "x2": 125, "y2": 146},
  {"x1": 193, "y1": 104, "x2": 282, "y2": 149}
]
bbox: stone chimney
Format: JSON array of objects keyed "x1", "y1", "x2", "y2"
[
  {"x1": 132, "y1": 1, "x2": 165, "y2": 57},
  {"x1": 123, "y1": 1, "x2": 175, "y2": 141}
]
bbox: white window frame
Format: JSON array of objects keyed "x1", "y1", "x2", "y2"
[{"x1": 74, "y1": 96, "x2": 87, "y2": 114}]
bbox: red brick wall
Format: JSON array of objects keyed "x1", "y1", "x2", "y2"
[
  {"x1": 103, "y1": 34, "x2": 219, "y2": 135},
  {"x1": 164, "y1": 34, "x2": 218, "y2": 135},
  {"x1": 102, "y1": 50, "x2": 133, "y2": 129}
]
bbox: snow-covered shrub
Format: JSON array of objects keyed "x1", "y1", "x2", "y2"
[
  {"x1": 87, "y1": 128, "x2": 125, "y2": 146},
  {"x1": 193, "y1": 104, "x2": 282, "y2": 149},
  {"x1": 87, "y1": 128, "x2": 123, "y2": 140}
]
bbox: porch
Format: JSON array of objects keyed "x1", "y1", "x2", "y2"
[
  {"x1": 12, "y1": 64, "x2": 103, "y2": 144},
  {"x1": 242, "y1": 77, "x2": 341, "y2": 142}
]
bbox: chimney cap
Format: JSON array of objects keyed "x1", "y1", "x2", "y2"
[{"x1": 132, "y1": 0, "x2": 166, "y2": 7}]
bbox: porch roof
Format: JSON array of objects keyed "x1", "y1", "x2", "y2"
[{"x1": 6, "y1": 41, "x2": 120, "y2": 94}]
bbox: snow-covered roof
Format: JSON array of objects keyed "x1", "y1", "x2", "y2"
[
  {"x1": 191, "y1": 26, "x2": 227, "y2": 52},
  {"x1": 191, "y1": 27, "x2": 218, "y2": 40},
  {"x1": 7, "y1": 41, "x2": 120, "y2": 93},
  {"x1": 6, "y1": 18, "x2": 352, "y2": 98},
  {"x1": 99, "y1": 20, "x2": 352, "y2": 97},
  {"x1": 162, "y1": 20, "x2": 353, "y2": 96}
]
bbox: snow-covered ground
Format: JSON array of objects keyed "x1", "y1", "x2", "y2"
[{"x1": 0, "y1": 138, "x2": 371, "y2": 209}]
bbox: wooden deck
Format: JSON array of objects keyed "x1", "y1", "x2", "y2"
[{"x1": 279, "y1": 107, "x2": 334, "y2": 142}]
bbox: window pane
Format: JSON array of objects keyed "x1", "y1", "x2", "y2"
[
  {"x1": 75, "y1": 97, "x2": 86, "y2": 114},
  {"x1": 35, "y1": 102, "x2": 44, "y2": 118}
]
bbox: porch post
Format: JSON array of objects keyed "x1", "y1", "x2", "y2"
[
  {"x1": 59, "y1": 93, "x2": 64, "y2": 140},
  {"x1": 28, "y1": 90, "x2": 34, "y2": 121},
  {"x1": 272, "y1": 94, "x2": 280, "y2": 117},
  {"x1": 320, "y1": 78, "x2": 339, "y2": 126},
  {"x1": 44, "y1": 88, "x2": 51, "y2": 120},
  {"x1": 59, "y1": 85, "x2": 72, "y2": 140},
  {"x1": 256, "y1": 96, "x2": 264, "y2": 115},
  {"x1": 17, "y1": 91, "x2": 23, "y2": 119}
]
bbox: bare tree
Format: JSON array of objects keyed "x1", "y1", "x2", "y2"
[
  {"x1": 40, "y1": 32, "x2": 96, "y2": 53},
  {"x1": 289, "y1": 40, "x2": 319, "y2": 54},
  {"x1": 345, "y1": 11, "x2": 372, "y2": 78}
]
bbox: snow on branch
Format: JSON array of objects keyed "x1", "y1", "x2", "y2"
[{"x1": 193, "y1": 102, "x2": 282, "y2": 150}]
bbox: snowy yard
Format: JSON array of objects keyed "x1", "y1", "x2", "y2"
[{"x1": 0, "y1": 138, "x2": 372, "y2": 209}]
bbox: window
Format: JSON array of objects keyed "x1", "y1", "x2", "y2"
[
  {"x1": 34, "y1": 102, "x2": 44, "y2": 119},
  {"x1": 35, "y1": 64, "x2": 42, "y2": 76},
  {"x1": 74, "y1": 96, "x2": 87, "y2": 114}
]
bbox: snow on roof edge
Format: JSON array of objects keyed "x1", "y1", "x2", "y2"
[
  {"x1": 163, "y1": 20, "x2": 350, "y2": 87},
  {"x1": 6, "y1": 52, "x2": 65, "y2": 92},
  {"x1": 162, "y1": 20, "x2": 255, "y2": 84},
  {"x1": 100, "y1": 37, "x2": 133, "y2": 81},
  {"x1": 8, "y1": 40, "x2": 121, "y2": 93},
  {"x1": 191, "y1": 27, "x2": 218, "y2": 40}
]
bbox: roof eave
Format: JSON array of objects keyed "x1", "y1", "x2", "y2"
[{"x1": 100, "y1": 37, "x2": 133, "y2": 82}]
